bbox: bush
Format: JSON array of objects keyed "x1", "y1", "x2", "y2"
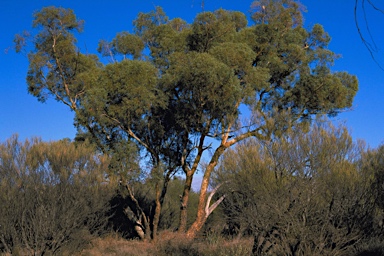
[
  {"x1": 0, "y1": 135, "x2": 114, "y2": 255},
  {"x1": 353, "y1": 238, "x2": 384, "y2": 256},
  {"x1": 214, "y1": 122, "x2": 378, "y2": 255}
]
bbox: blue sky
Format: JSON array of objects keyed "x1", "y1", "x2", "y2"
[{"x1": 1, "y1": 0, "x2": 384, "y2": 148}]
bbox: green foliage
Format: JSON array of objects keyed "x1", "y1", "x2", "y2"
[
  {"x1": 107, "y1": 175, "x2": 199, "y2": 236},
  {"x1": 98, "y1": 32, "x2": 144, "y2": 60},
  {"x1": 188, "y1": 9, "x2": 247, "y2": 52},
  {"x1": 18, "y1": 0, "x2": 359, "y2": 237},
  {"x1": 89, "y1": 60, "x2": 161, "y2": 118},
  {"x1": 162, "y1": 51, "x2": 241, "y2": 132},
  {"x1": 251, "y1": 0, "x2": 304, "y2": 26},
  {"x1": 214, "y1": 121, "x2": 376, "y2": 255},
  {"x1": 362, "y1": 145, "x2": 384, "y2": 209},
  {"x1": 0, "y1": 135, "x2": 114, "y2": 255},
  {"x1": 32, "y1": 6, "x2": 83, "y2": 32},
  {"x1": 20, "y1": 1, "x2": 358, "y2": 163},
  {"x1": 23, "y1": 6, "x2": 100, "y2": 109},
  {"x1": 159, "y1": 177, "x2": 199, "y2": 230}
]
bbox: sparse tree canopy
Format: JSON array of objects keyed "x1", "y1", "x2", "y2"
[{"x1": 18, "y1": 0, "x2": 358, "y2": 239}]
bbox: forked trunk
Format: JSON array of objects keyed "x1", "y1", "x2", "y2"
[
  {"x1": 125, "y1": 183, "x2": 151, "y2": 240},
  {"x1": 186, "y1": 188, "x2": 208, "y2": 238},
  {"x1": 185, "y1": 170, "x2": 210, "y2": 238},
  {"x1": 186, "y1": 145, "x2": 227, "y2": 239}
]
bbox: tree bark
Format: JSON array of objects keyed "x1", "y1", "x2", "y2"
[
  {"x1": 186, "y1": 145, "x2": 227, "y2": 238},
  {"x1": 152, "y1": 183, "x2": 162, "y2": 240},
  {"x1": 143, "y1": 214, "x2": 151, "y2": 241},
  {"x1": 152, "y1": 173, "x2": 171, "y2": 240},
  {"x1": 134, "y1": 221, "x2": 146, "y2": 240},
  {"x1": 125, "y1": 183, "x2": 151, "y2": 240},
  {"x1": 178, "y1": 171, "x2": 194, "y2": 232}
]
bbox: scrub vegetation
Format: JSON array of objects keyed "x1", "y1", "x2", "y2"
[{"x1": 2, "y1": 0, "x2": 383, "y2": 255}]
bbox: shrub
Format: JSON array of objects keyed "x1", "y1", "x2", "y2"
[{"x1": 0, "y1": 135, "x2": 114, "y2": 255}]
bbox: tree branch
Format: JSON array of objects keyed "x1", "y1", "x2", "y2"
[{"x1": 205, "y1": 181, "x2": 229, "y2": 217}]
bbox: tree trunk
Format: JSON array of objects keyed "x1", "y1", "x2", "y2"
[
  {"x1": 152, "y1": 174, "x2": 170, "y2": 240},
  {"x1": 178, "y1": 171, "x2": 194, "y2": 232},
  {"x1": 185, "y1": 177, "x2": 209, "y2": 238},
  {"x1": 134, "y1": 221, "x2": 146, "y2": 240},
  {"x1": 186, "y1": 145, "x2": 227, "y2": 238},
  {"x1": 143, "y1": 214, "x2": 151, "y2": 241},
  {"x1": 125, "y1": 183, "x2": 151, "y2": 240},
  {"x1": 152, "y1": 183, "x2": 162, "y2": 240}
]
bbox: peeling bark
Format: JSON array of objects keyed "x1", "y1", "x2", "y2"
[{"x1": 186, "y1": 145, "x2": 227, "y2": 238}]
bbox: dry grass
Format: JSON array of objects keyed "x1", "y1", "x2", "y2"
[
  {"x1": 77, "y1": 231, "x2": 253, "y2": 256},
  {"x1": 77, "y1": 233, "x2": 156, "y2": 256}
]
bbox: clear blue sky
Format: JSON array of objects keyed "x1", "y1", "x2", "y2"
[{"x1": 1, "y1": 0, "x2": 384, "y2": 148}]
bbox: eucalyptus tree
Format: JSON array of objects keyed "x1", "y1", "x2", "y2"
[{"x1": 19, "y1": 0, "x2": 358, "y2": 239}]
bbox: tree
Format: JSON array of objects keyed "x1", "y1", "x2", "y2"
[
  {"x1": 214, "y1": 121, "x2": 376, "y2": 255},
  {"x1": 159, "y1": 177, "x2": 200, "y2": 231},
  {"x1": 18, "y1": 0, "x2": 358, "y2": 239},
  {"x1": 15, "y1": 6, "x2": 157, "y2": 240}
]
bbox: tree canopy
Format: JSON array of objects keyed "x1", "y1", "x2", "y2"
[{"x1": 18, "y1": 0, "x2": 358, "y2": 239}]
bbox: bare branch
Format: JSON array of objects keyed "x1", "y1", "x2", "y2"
[
  {"x1": 205, "y1": 181, "x2": 229, "y2": 217},
  {"x1": 354, "y1": 0, "x2": 384, "y2": 71}
]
